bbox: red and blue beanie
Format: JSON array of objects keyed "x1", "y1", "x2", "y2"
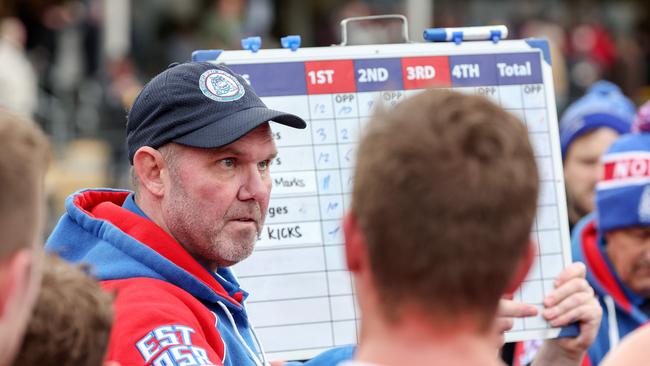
[
  {"x1": 596, "y1": 100, "x2": 650, "y2": 233},
  {"x1": 559, "y1": 81, "x2": 635, "y2": 159}
]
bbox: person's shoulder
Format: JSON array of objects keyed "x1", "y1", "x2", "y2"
[
  {"x1": 102, "y1": 277, "x2": 226, "y2": 365},
  {"x1": 600, "y1": 324, "x2": 650, "y2": 366},
  {"x1": 103, "y1": 276, "x2": 206, "y2": 311},
  {"x1": 101, "y1": 277, "x2": 215, "y2": 326}
]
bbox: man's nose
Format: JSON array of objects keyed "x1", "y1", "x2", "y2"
[
  {"x1": 238, "y1": 165, "x2": 268, "y2": 201},
  {"x1": 642, "y1": 243, "x2": 650, "y2": 260}
]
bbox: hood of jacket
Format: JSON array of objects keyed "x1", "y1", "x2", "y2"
[{"x1": 45, "y1": 188, "x2": 246, "y2": 311}]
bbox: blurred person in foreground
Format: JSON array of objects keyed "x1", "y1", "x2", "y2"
[
  {"x1": 14, "y1": 254, "x2": 115, "y2": 366},
  {"x1": 0, "y1": 108, "x2": 50, "y2": 365},
  {"x1": 45, "y1": 62, "x2": 598, "y2": 366},
  {"x1": 560, "y1": 81, "x2": 636, "y2": 230},
  {"x1": 571, "y1": 99, "x2": 650, "y2": 364},
  {"x1": 338, "y1": 90, "x2": 600, "y2": 366}
]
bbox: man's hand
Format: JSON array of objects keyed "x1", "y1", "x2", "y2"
[
  {"x1": 493, "y1": 298, "x2": 538, "y2": 348},
  {"x1": 492, "y1": 262, "x2": 601, "y2": 365},
  {"x1": 532, "y1": 262, "x2": 602, "y2": 366}
]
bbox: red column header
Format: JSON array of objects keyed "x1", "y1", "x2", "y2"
[
  {"x1": 304, "y1": 60, "x2": 356, "y2": 94},
  {"x1": 401, "y1": 56, "x2": 451, "y2": 89}
]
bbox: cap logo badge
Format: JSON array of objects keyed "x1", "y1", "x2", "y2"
[{"x1": 199, "y1": 69, "x2": 245, "y2": 102}]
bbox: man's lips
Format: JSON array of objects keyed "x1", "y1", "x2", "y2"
[{"x1": 229, "y1": 217, "x2": 258, "y2": 225}]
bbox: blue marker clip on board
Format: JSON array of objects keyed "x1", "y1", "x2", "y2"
[
  {"x1": 241, "y1": 36, "x2": 262, "y2": 52},
  {"x1": 281, "y1": 35, "x2": 301, "y2": 51},
  {"x1": 191, "y1": 49, "x2": 223, "y2": 62},
  {"x1": 423, "y1": 25, "x2": 508, "y2": 44}
]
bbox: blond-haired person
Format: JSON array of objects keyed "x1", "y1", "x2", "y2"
[{"x1": 0, "y1": 108, "x2": 50, "y2": 365}]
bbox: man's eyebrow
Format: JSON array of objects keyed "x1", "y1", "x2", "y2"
[
  {"x1": 215, "y1": 147, "x2": 278, "y2": 160},
  {"x1": 216, "y1": 147, "x2": 244, "y2": 156}
]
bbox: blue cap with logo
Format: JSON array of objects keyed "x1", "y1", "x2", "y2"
[
  {"x1": 559, "y1": 80, "x2": 635, "y2": 159},
  {"x1": 596, "y1": 101, "x2": 650, "y2": 233},
  {"x1": 126, "y1": 62, "x2": 306, "y2": 164},
  {"x1": 595, "y1": 129, "x2": 650, "y2": 233}
]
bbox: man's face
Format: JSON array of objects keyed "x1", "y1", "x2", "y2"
[
  {"x1": 564, "y1": 128, "x2": 620, "y2": 223},
  {"x1": 606, "y1": 227, "x2": 650, "y2": 297},
  {"x1": 161, "y1": 124, "x2": 277, "y2": 269}
]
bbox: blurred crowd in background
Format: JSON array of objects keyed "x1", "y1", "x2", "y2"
[{"x1": 0, "y1": 0, "x2": 649, "y2": 227}]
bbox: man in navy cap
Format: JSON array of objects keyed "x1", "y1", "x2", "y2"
[{"x1": 46, "y1": 62, "x2": 306, "y2": 366}]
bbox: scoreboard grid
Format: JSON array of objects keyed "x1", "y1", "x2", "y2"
[{"x1": 215, "y1": 40, "x2": 572, "y2": 361}]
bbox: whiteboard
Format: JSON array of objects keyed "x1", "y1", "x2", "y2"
[{"x1": 209, "y1": 39, "x2": 573, "y2": 361}]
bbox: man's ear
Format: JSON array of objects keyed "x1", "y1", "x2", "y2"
[
  {"x1": 0, "y1": 250, "x2": 35, "y2": 317},
  {"x1": 133, "y1": 146, "x2": 167, "y2": 198},
  {"x1": 505, "y1": 240, "x2": 536, "y2": 295},
  {"x1": 343, "y1": 211, "x2": 367, "y2": 273}
]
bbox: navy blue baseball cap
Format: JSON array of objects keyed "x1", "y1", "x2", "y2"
[{"x1": 126, "y1": 62, "x2": 306, "y2": 164}]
